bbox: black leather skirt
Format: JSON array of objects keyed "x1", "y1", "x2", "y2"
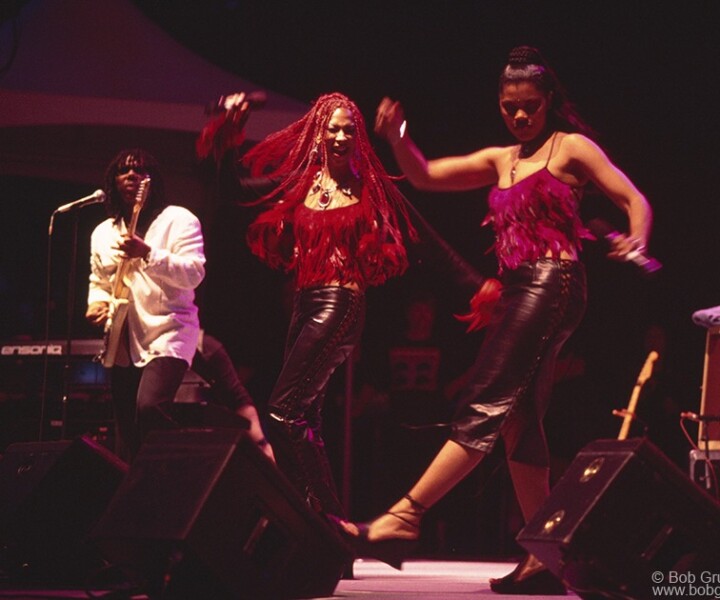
[{"x1": 451, "y1": 259, "x2": 587, "y2": 467}]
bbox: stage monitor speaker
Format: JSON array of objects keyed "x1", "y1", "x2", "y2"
[
  {"x1": 517, "y1": 438, "x2": 720, "y2": 600},
  {"x1": 89, "y1": 427, "x2": 352, "y2": 600},
  {"x1": 0, "y1": 435, "x2": 128, "y2": 584}
]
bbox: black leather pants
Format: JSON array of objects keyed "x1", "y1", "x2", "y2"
[
  {"x1": 451, "y1": 259, "x2": 587, "y2": 467},
  {"x1": 267, "y1": 286, "x2": 365, "y2": 517}
]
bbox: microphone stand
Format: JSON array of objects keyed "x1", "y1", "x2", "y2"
[
  {"x1": 46, "y1": 209, "x2": 80, "y2": 441},
  {"x1": 39, "y1": 214, "x2": 56, "y2": 441},
  {"x1": 342, "y1": 359, "x2": 353, "y2": 516},
  {"x1": 59, "y1": 211, "x2": 81, "y2": 440}
]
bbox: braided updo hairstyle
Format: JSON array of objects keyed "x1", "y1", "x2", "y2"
[{"x1": 500, "y1": 46, "x2": 595, "y2": 137}]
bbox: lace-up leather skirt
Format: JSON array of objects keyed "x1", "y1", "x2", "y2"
[{"x1": 451, "y1": 259, "x2": 587, "y2": 467}]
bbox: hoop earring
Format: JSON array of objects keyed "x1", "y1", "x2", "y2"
[
  {"x1": 309, "y1": 145, "x2": 319, "y2": 163},
  {"x1": 309, "y1": 136, "x2": 322, "y2": 164}
]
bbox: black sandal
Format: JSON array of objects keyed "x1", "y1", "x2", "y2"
[
  {"x1": 489, "y1": 555, "x2": 566, "y2": 595},
  {"x1": 346, "y1": 493, "x2": 427, "y2": 570}
]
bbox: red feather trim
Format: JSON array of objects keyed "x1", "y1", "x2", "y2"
[
  {"x1": 196, "y1": 113, "x2": 246, "y2": 161},
  {"x1": 454, "y1": 278, "x2": 502, "y2": 333}
]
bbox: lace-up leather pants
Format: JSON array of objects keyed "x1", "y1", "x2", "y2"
[
  {"x1": 266, "y1": 286, "x2": 365, "y2": 518},
  {"x1": 451, "y1": 259, "x2": 587, "y2": 468}
]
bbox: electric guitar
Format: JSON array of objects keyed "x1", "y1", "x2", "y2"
[
  {"x1": 99, "y1": 176, "x2": 151, "y2": 367},
  {"x1": 616, "y1": 350, "x2": 659, "y2": 440}
]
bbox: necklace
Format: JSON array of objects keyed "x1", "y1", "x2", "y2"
[
  {"x1": 312, "y1": 171, "x2": 353, "y2": 209},
  {"x1": 509, "y1": 131, "x2": 555, "y2": 185},
  {"x1": 510, "y1": 150, "x2": 520, "y2": 185}
]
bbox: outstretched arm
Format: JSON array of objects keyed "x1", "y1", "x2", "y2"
[{"x1": 375, "y1": 97, "x2": 500, "y2": 192}]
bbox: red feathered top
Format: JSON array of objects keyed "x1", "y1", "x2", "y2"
[
  {"x1": 246, "y1": 185, "x2": 408, "y2": 290},
  {"x1": 484, "y1": 167, "x2": 592, "y2": 273}
]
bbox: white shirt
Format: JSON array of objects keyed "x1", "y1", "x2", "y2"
[{"x1": 88, "y1": 205, "x2": 206, "y2": 367}]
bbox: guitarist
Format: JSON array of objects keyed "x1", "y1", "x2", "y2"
[{"x1": 85, "y1": 148, "x2": 206, "y2": 461}]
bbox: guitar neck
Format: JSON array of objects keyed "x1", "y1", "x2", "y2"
[
  {"x1": 126, "y1": 199, "x2": 143, "y2": 237},
  {"x1": 111, "y1": 258, "x2": 132, "y2": 298},
  {"x1": 618, "y1": 351, "x2": 659, "y2": 440},
  {"x1": 110, "y1": 177, "x2": 151, "y2": 299}
]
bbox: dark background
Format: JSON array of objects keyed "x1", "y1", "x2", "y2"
[
  {"x1": 1, "y1": 0, "x2": 719, "y2": 557},
  {"x1": 129, "y1": 0, "x2": 719, "y2": 454}
]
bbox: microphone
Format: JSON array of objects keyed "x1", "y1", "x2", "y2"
[
  {"x1": 204, "y1": 91, "x2": 267, "y2": 115},
  {"x1": 681, "y1": 412, "x2": 720, "y2": 422},
  {"x1": 55, "y1": 189, "x2": 106, "y2": 214},
  {"x1": 587, "y1": 218, "x2": 662, "y2": 276}
]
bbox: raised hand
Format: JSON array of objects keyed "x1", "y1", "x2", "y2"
[{"x1": 375, "y1": 97, "x2": 406, "y2": 145}]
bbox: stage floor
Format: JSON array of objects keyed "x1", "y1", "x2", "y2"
[
  {"x1": 0, "y1": 559, "x2": 578, "y2": 599},
  {"x1": 335, "y1": 559, "x2": 576, "y2": 599}
]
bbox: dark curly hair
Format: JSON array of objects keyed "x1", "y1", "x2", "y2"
[
  {"x1": 499, "y1": 46, "x2": 595, "y2": 138},
  {"x1": 102, "y1": 148, "x2": 167, "y2": 227}
]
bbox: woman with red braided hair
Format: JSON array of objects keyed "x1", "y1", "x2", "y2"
[
  {"x1": 345, "y1": 46, "x2": 654, "y2": 594},
  {"x1": 198, "y1": 92, "x2": 416, "y2": 525}
]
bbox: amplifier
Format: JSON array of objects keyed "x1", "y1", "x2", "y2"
[
  {"x1": 518, "y1": 438, "x2": 720, "y2": 599},
  {"x1": 689, "y1": 448, "x2": 720, "y2": 492}
]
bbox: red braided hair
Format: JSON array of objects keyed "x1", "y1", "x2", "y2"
[{"x1": 242, "y1": 92, "x2": 417, "y2": 244}]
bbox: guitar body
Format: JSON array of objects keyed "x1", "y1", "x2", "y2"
[
  {"x1": 101, "y1": 287, "x2": 131, "y2": 368},
  {"x1": 98, "y1": 177, "x2": 151, "y2": 368}
]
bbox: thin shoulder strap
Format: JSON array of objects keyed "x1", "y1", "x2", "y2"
[{"x1": 545, "y1": 131, "x2": 559, "y2": 168}]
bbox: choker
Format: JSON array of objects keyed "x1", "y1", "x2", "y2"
[{"x1": 518, "y1": 130, "x2": 554, "y2": 158}]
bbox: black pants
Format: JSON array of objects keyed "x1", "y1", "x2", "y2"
[
  {"x1": 111, "y1": 356, "x2": 188, "y2": 461},
  {"x1": 451, "y1": 259, "x2": 587, "y2": 468},
  {"x1": 191, "y1": 333, "x2": 254, "y2": 410},
  {"x1": 266, "y1": 286, "x2": 365, "y2": 517}
]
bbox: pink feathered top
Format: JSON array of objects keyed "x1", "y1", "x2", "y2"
[{"x1": 484, "y1": 167, "x2": 591, "y2": 273}]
